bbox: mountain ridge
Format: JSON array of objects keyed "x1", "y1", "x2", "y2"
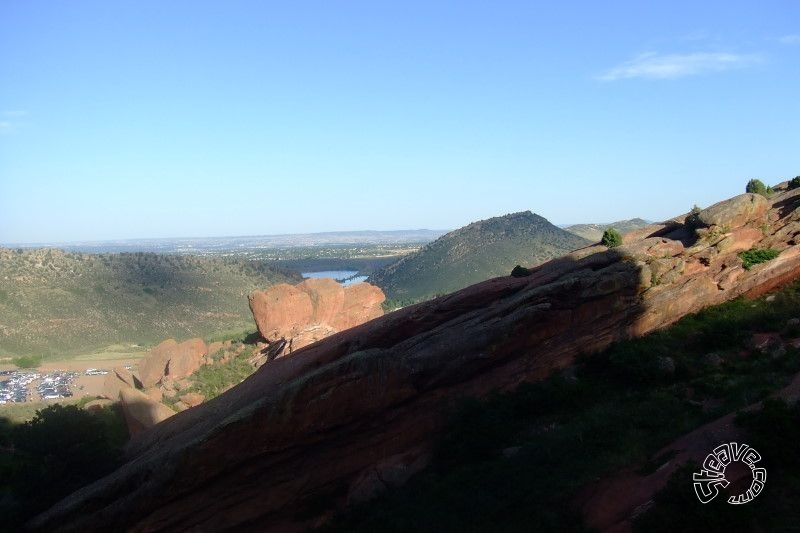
[
  {"x1": 370, "y1": 210, "x2": 591, "y2": 301},
  {"x1": 0, "y1": 248, "x2": 299, "y2": 357}
]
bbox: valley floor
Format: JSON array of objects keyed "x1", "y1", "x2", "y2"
[{"x1": 0, "y1": 354, "x2": 143, "y2": 422}]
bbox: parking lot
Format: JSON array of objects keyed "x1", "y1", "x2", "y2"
[{"x1": 0, "y1": 368, "x2": 108, "y2": 404}]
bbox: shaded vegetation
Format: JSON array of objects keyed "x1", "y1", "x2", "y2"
[
  {"x1": 370, "y1": 212, "x2": 590, "y2": 301},
  {"x1": 635, "y1": 398, "x2": 800, "y2": 532},
  {"x1": 326, "y1": 281, "x2": 800, "y2": 531},
  {"x1": 510, "y1": 265, "x2": 532, "y2": 277},
  {"x1": 0, "y1": 404, "x2": 127, "y2": 530},
  {"x1": 685, "y1": 204, "x2": 704, "y2": 229},
  {"x1": 11, "y1": 355, "x2": 41, "y2": 369},
  {"x1": 0, "y1": 248, "x2": 299, "y2": 358}
]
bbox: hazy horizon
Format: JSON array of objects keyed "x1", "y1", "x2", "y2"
[{"x1": 2, "y1": 2, "x2": 799, "y2": 243}]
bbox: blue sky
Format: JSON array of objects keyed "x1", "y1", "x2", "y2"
[{"x1": 1, "y1": 1, "x2": 799, "y2": 243}]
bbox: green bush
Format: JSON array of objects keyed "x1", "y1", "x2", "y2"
[
  {"x1": 788, "y1": 176, "x2": 800, "y2": 190},
  {"x1": 746, "y1": 178, "x2": 773, "y2": 197},
  {"x1": 601, "y1": 228, "x2": 623, "y2": 248},
  {"x1": 684, "y1": 205, "x2": 703, "y2": 229},
  {"x1": 12, "y1": 355, "x2": 40, "y2": 368},
  {"x1": 510, "y1": 265, "x2": 531, "y2": 277},
  {"x1": 739, "y1": 248, "x2": 780, "y2": 270},
  {"x1": 181, "y1": 353, "x2": 256, "y2": 401}
]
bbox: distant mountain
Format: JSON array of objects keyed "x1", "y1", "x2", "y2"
[
  {"x1": 0, "y1": 248, "x2": 300, "y2": 357},
  {"x1": 564, "y1": 218, "x2": 651, "y2": 242},
  {"x1": 3, "y1": 230, "x2": 448, "y2": 255},
  {"x1": 369, "y1": 211, "x2": 591, "y2": 302}
]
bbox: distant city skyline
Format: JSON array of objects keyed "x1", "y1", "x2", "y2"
[{"x1": 2, "y1": 1, "x2": 799, "y2": 243}]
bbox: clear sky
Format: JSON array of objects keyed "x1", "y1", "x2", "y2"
[{"x1": 1, "y1": 1, "x2": 799, "y2": 243}]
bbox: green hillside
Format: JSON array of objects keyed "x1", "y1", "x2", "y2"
[
  {"x1": 0, "y1": 248, "x2": 299, "y2": 358},
  {"x1": 564, "y1": 217, "x2": 651, "y2": 242},
  {"x1": 369, "y1": 211, "x2": 590, "y2": 302}
]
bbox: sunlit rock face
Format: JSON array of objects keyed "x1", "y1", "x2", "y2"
[{"x1": 248, "y1": 278, "x2": 385, "y2": 354}]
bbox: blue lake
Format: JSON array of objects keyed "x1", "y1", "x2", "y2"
[{"x1": 301, "y1": 270, "x2": 368, "y2": 287}]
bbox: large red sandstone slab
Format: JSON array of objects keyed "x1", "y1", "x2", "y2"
[
  {"x1": 698, "y1": 193, "x2": 769, "y2": 230},
  {"x1": 30, "y1": 188, "x2": 800, "y2": 532}
]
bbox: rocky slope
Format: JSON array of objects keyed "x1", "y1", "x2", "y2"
[
  {"x1": 30, "y1": 188, "x2": 800, "y2": 532},
  {"x1": 369, "y1": 211, "x2": 591, "y2": 302}
]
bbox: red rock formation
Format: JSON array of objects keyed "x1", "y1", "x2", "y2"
[
  {"x1": 329, "y1": 282, "x2": 385, "y2": 331},
  {"x1": 138, "y1": 338, "x2": 209, "y2": 387},
  {"x1": 248, "y1": 278, "x2": 385, "y2": 354},
  {"x1": 117, "y1": 387, "x2": 175, "y2": 437},
  {"x1": 31, "y1": 187, "x2": 800, "y2": 532},
  {"x1": 101, "y1": 366, "x2": 140, "y2": 401},
  {"x1": 248, "y1": 284, "x2": 314, "y2": 343}
]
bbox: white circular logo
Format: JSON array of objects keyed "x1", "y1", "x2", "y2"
[{"x1": 693, "y1": 442, "x2": 766, "y2": 504}]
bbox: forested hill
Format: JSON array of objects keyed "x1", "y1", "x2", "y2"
[
  {"x1": 0, "y1": 248, "x2": 299, "y2": 357},
  {"x1": 369, "y1": 211, "x2": 591, "y2": 302}
]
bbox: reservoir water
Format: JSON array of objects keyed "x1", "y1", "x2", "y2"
[{"x1": 301, "y1": 270, "x2": 368, "y2": 287}]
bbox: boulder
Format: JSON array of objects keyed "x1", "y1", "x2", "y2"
[
  {"x1": 298, "y1": 278, "x2": 345, "y2": 326},
  {"x1": 248, "y1": 284, "x2": 314, "y2": 342},
  {"x1": 118, "y1": 387, "x2": 175, "y2": 437},
  {"x1": 330, "y1": 282, "x2": 385, "y2": 331},
  {"x1": 179, "y1": 392, "x2": 205, "y2": 408},
  {"x1": 207, "y1": 341, "x2": 225, "y2": 361},
  {"x1": 248, "y1": 279, "x2": 385, "y2": 355},
  {"x1": 102, "y1": 371, "x2": 132, "y2": 401},
  {"x1": 138, "y1": 339, "x2": 178, "y2": 388},
  {"x1": 165, "y1": 338, "x2": 208, "y2": 380},
  {"x1": 146, "y1": 388, "x2": 163, "y2": 402},
  {"x1": 697, "y1": 193, "x2": 769, "y2": 230},
  {"x1": 138, "y1": 338, "x2": 208, "y2": 387}
]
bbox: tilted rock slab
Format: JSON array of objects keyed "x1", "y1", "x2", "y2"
[
  {"x1": 118, "y1": 387, "x2": 175, "y2": 437},
  {"x1": 31, "y1": 188, "x2": 800, "y2": 532}
]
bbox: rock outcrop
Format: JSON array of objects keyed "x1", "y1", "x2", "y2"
[
  {"x1": 101, "y1": 366, "x2": 141, "y2": 401},
  {"x1": 248, "y1": 278, "x2": 385, "y2": 355},
  {"x1": 118, "y1": 387, "x2": 175, "y2": 437},
  {"x1": 31, "y1": 187, "x2": 800, "y2": 532},
  {"x1": 138, "y1": 338, "x2": 209, "y2": 387}
]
